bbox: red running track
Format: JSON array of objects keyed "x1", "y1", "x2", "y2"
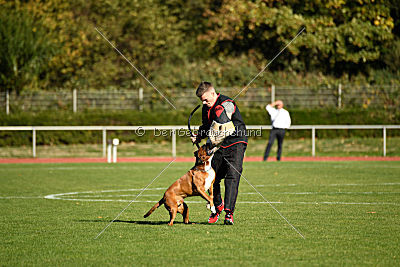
[{"x1": 0, "y1": 156, "x2": 399, "y2": 164}]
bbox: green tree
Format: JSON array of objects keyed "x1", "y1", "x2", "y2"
[
  {"x1": 200, "y1": 0, "x2": 394, "y2": 75},
  {"x1": 0, "y1": 0, "x2": 398, "y2": 93},
  {"x1": 0, "y1": 8, "x2": 58, "y2": 93}
]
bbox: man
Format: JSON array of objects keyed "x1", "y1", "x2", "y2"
[
  {"x1": 191, "y1": 81, "x2": 247, "y2": 225},
  {"x1": 263, "y1": 100, "x2": 291, "y2": 161}
]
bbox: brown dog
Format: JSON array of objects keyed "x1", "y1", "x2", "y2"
[{"x1": 144, "y1": 144, "x2": 216, "y2": 226}]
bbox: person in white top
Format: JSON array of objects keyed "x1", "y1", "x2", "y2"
[{"x1": 263, "y1": 100, "x2": 291, "y2": 161}]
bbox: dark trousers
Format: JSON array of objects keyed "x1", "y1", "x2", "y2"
[
  {"x1": 263, "y1": 128, "x2": 286, "y2": 161},
  {"x1": 211, "y1": 143, "x2": 247, "y2": 213}
]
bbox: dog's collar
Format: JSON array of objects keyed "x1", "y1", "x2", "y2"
[
  {"x1": 204, "y1": 162, "x2": 212, "y2": 172},
  {"x1": 194, "y1": 154, "x2": 213, "y2": 172},
  {"x1": 194, "y1": 162, "x2": 212, "y2": 173}
]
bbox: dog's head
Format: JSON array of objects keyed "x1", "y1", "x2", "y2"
[{"x1": 194, "y1": 144, "x2": 216, "y2": 163}]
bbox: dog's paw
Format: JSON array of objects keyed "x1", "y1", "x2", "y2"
[
  {"x1": 206, "y1": 203, "x2": 211, "y2": 210},
  {"x1": 211, "y1": 206, "x2": 216, "y2": 213}
]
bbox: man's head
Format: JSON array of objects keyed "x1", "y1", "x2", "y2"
[
  {"x1": 196, "y1": 81, "x2": 218, "y2": 108},
  {"x1": 275, "y1": 100, "x2": 284, "y2": 109}
]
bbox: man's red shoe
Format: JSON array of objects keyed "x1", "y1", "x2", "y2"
[
  {"x1": 208, "y1": 202, "x2": 224, "y2": 224},
  {"x1": 224, "y1": 210, "x2": 234, "y2": 225}
]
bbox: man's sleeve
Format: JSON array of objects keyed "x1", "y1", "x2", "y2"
[
  {"x1": 266, "y1": 104, "x2": 277, "y2": 118},
  {"x1": 287, "y1": 110, "x2": 291, "y2": 128},
  {"x1": 214, "y1": 101, "x2": 235, "y2": 124}
]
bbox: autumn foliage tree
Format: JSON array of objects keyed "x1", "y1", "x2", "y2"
[
  {"x1": 201, "y1": 0, "x2": 394, "y2": 75},
  {"x1": 0, "y1": 0, "x2": 398, "y2": 92},
  {"x1": 0, "y1": 8, "x2": 58, "y2": 93}
]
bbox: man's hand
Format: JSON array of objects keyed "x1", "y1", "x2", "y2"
[{"x1": 270, "y1": 100, "x2": 283, "y2": 108}]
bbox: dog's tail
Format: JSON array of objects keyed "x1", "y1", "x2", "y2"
[{"x1": 144, "y1": 198, "x2": 164, "y2": 218}]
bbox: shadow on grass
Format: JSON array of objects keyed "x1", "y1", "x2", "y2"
[
  {"x1": 76, "y1": 219, "x2": 216, "y2": 225},
  {"x1": 115, "y1": 220, "x2": 215, "y2": 226}
]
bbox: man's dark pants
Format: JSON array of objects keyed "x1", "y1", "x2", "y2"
[
  {"x1": 263, "y1": 128, "x2": 286, "y2": 161},
  {"x1": 211, "y1": 143, "x2": 247, "y2": 213}
]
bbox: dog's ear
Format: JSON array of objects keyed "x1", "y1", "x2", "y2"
[{"x1": 194, "y1": 151, "x2": 198, "y2": 158}]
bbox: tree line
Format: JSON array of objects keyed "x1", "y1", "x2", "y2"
[{"x1": 1, "y1": 0, "x2": 399, "y2": 94}]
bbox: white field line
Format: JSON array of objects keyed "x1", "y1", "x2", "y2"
[
  {"x1": 295, "y1": 201, "x2": 400, "y2": 206},
  {"x1": 241, "y1": 192, "x2": 400, "y2": 195},
  {"x1": 62, "y1": 194, "x2": 162, "y2": 198},
  {"x1": 44, "y1": 195, "x2": 400, "y2": 206},
  {"x1": 49, "y1": 191, "x2": 400, "y2": 200},
  {"x1": 3, "y1": 182, "x2": 399, "y2": 205},
  {"x1": 42, "y1": 190, "x2": 167, "y2": 201},
  {"x1": 2, "y1": 193, "x2": 399, "y2": 206},
  {"x1": 0, "y1": 196, "x2": 43, "y2": 199},
  {"x1": 60, "y1": 191, "x2": 400, "y2": 198},
  {"x1": 255, "y1": 183, "x2": 400, "y2": 187},
  {"x1": 0, "y1": 167, "x2": 177, "y2": 172}
]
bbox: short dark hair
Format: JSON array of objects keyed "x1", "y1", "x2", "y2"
[{"x1": 196, "y1": 81, "x2": 213, "y2": 97}]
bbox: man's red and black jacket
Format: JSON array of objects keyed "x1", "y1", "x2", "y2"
[{"x1": 196, "y1": 93, "x2": 248, "y2": 148}]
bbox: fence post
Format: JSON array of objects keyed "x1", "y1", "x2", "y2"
[
  {"x1": 73, "y1": 88, "x2": 77, "y2": 113},
  {"x1": 32, "y1": 128, "x2": 36, "y2": 158},
  {"x1": 102, "y1": 128, "x2": 107, "y2": 158},
  {"x1": 112, "y1": 139, "x2": 118, "y2": 163},
  {"x1": 139, "y1": 88, "x2": 143, "y2": 111},
  {"x1": 107, "y1": 140, "x2": 112, "y2": 163},
  {"x1": 271, "y1": 84, "x2": 275, "y2": 103},
  {"x1": 312, "y1": 127, "x2": 316, "y2": 157},
  {"x1": 6, "y1": 89, "x2": 10, "y2": 115},
  {"x1": 338, "y1": 84, "x2": 342, "y2": 109},
  {"x1": 383, "y1": 127, "x2": 386, "y2": 157},
  {"x1": 172, "y1": 129, "x2": 176, "y2": 158}
]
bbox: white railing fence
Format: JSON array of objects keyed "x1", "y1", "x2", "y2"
[{"x1": 0, "y1": 125, "x2": 399, "y2": 158}]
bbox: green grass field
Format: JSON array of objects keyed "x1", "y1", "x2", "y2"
[{"x1": 1, "y1": 161, "x2": 399, "y2": 265}]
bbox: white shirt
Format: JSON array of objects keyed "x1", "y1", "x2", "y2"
[{"x1": 266, "y1": 105, "x2": 291, "y2": 129}]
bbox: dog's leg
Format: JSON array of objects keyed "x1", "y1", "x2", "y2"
[
  {"x1": 182, "y1": 202, "x2": 189, "y2": 224},
  {"x1": 176, "y1": 199, "x2": 190, "y2": 224},
  {"x1": 168, "y1": 209, "x2": 177, "y2": 226},
  {"x1": 208, "y1": 181, "x2": 215, "y2": 213},
  {"x1": 197, "y1": 187, "x2": 215, "y2": 213},
  {"x1": 166, "y1": 198, "x2": 178, "y2": 226}
]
